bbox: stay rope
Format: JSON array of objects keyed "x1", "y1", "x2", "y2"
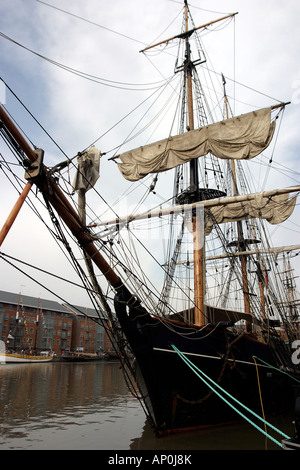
[{"x1": 171, "y1": 343, "x2": 291, "y2": 448}]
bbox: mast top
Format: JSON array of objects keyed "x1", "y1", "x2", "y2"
[{"x1": 140, "y1": 12, "x2": 238, "y2": 53}]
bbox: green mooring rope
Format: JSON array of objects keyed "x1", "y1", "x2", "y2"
[
  {"x1": 171, "y1": 344, "x2": 290, "y2": 448},
  {"x1": 252, "y1": 355, "x2": 300, "y2": 384}
]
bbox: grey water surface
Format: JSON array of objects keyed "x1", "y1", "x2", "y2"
[{"x1": 0, "y1": 361, "x2": 294, "y2": 450}]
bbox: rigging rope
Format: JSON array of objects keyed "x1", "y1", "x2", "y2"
[
  {"x1": 0, "y1": 32, "x2": 163, "y2": 91},
  {"x1": 252, "y1": 355, "x2": 300, "y2": 384},
  {"x1": 253, "y1": 356, "x2": 268, "y2": 449},
  {"x1": 35, "y1": 0, "x2": 146, "y2": 47},
  {"x1": 171, "y1": 343, "x2": 291, "y2": 448}
]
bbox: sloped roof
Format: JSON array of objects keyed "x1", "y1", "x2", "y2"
[
  {"x1": 0, "y1": 290, "x2": 104, "y2": 320},
  {"x1": 0, "y1": 290, "x2": 71, "y2": 314},
  {"x1": 62, "y1": 303, "x2": 104, "y2": 320}
]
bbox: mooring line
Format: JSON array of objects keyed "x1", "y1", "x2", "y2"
[{"x1": 171, "y1": 343, "x2": 290, "y2": 448}]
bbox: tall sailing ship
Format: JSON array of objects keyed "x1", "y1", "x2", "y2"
[
  {"x1": 0, "y1": 296, "x2": 53, "y2": 363},
  {"x1": 0, "y1": 1, "x2": 299, "y2": 434}
]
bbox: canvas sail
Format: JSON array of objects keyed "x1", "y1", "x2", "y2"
[
  {"x1": 117, "y1": 107, "x2": 276, "y2": 181},
  {"x1": 205, "y1": 192, "x2": 297, "y2": 235},
  {"x1": 73, "y1": 146, "x2": 101, "y2": 191},
  {"x1": 92, "y1": 186, "x2": 300, "y2": 230}
]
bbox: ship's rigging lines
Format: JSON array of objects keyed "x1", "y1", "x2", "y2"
[
  {"x1": 2, "y1": 152, "x2": 296, "y2": 332},
  {"x1": 0, "y1": 103, "x2": 197, "y2": 323},
  {"x1": 0, "y1": 32, "x2": 167, "y2": 91},
  {"x1": 34, "y1": 0, "x2": 147, "y2": 47},
  {"x1": 1, "y1": 87, "x2": 299, "y2": 330},
  {"x1": 1, "y1": 1, "x2": 300, "y2": 439},
  {"x1": 0, "y1": 1, "x2": 299, "y2": 339},
  {"x1": 0, "y1": 142, "x2": 183, "y2": 321}
]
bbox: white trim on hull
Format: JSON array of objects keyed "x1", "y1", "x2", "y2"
[
  {"x1": 153, "y1": 347, "x2": 272, "y2": 369},
  {"x1": 0, "y1": 353, "x2": 53, "y2": 363}
]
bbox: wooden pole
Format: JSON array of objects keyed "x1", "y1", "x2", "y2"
[
  {"x1": 140, "y1": 12, "x2": 238, "y2": 52},
  {"x1": 223, "y1": 77, "x2": 252, "y2": 331},
  {"x1": 0, "y1": 182, "x2": 32, "y2": 246},
  {"x1": 0, "y1": 105, "x2": 127, "y2": 297},
  {"x1": 192, "y1": 207, "x2": 205, "y2": 325},
  {"x1": 182, "y1": 2, "x2": 205, "y2": 326}
]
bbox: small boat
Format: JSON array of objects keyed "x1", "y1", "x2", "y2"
[
  {"x1": 61, "y1": 352, "x2": 102, "y2": 362},
  {"x1": 0, "y1": 351, "x2": 54, "y2": 364},
  {"x1": 0, "y1": 297, "x2": 54, "y2": 364},
  {"x1": 103, "y1": 351, "x2": 119, "y2": 361}
]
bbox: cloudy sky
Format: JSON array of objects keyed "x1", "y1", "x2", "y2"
[{"x1": 0, "y1": 0, "x2": 299, "y2": 307}]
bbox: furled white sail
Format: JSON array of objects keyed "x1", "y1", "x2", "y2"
[
  {"x1": 91, "y1": 186, "x2": 300, "y2": 235},
  {"x1": 117, "y1": 107, "x2": 276, "y2": 181},
  {"x1": 73, "y1": 146, "x2": 101, "y2": 191},
  {"x1": 205, "y1": 192, "x2": 297, "y2": 235}
]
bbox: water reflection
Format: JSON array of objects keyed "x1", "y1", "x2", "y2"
[
  {"x1": 0, "y1": 362, "x2": 295, "y2": 450},
  {"x1": 131, "y1": 414, "x2": 294, "y2": 451},
  {"x1": 0, "y1": 362, "x2": 145, "y2": 450}
]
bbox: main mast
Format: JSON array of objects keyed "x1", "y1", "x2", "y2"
[
  {"x1": 180, "y1": 3, "x2": 234, "y2": 326},
  {"x1": 222, "y1": 76, "x2": 252, "y2": 331},
  {"x1": 183, "y1": 0, "x2": 204, "y2": 326},
  {"x1": 141, "y1": 3, "x2": 237, "y2": 326}
]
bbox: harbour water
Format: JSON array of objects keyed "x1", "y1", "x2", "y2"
[{"x1": 0, "y1": 361, "x2": 295, "y2": 451}]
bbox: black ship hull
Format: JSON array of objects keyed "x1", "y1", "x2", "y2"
[{"x1": 115, "y1": 296, "x2": 295, "y2": 435}]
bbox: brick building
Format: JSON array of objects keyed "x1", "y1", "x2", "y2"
[
  {"x1": 62, "y1": 304, "x2": 107, "y2": 354},
  {"x1": 0, "y1": 290, "x2": 110, "y2": 356}
]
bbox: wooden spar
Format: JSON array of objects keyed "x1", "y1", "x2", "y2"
[
  {"x1": 192, "y1": 209, "x2": 205, "y2": 326},
  {"x1": 182, "y1": 2, "x2": 205, "y2": 327},
  {"x1": 0, "y1": 182, "x2": 32, "y2": 246},
  {"x1": 78, "y1": 188, "x2": 87, "y2": 225},
  {"x1": 185, "y1": 4, "x2": 194, "y2": 134},
  {"x1": 251, "y1": 222, "x2": 267, "y2": 320},
  {"x1": 109, "y1": 102, "x2": 289, "y2": 163},
  {"x1": 140, "y1": 12, "x2": 238, "y2": 53},
  {"x1": 223, "y1": 76, "x2": 251, "y2": 331},
  {"x1": 0, "y1": 105, "x2": 129, "y2": 298},
  {"x1": 162, "y1": 244, "x2": 300, "y2": 267},
  {"x1": 90, "y1": 185, "x2": 300, "y2": 228},
  {"x1": 206, "y1": 244, "x2": 300, "y2": 261},
  {"x1": 141, "y1": 1, "x2": 208, "y2": 325},
  {"x1": 222, "y1": 75, "x2": 238, "y2": 195},
  {"x1": 0, "y1": 106, "x2": 36, "y2": 159}
]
